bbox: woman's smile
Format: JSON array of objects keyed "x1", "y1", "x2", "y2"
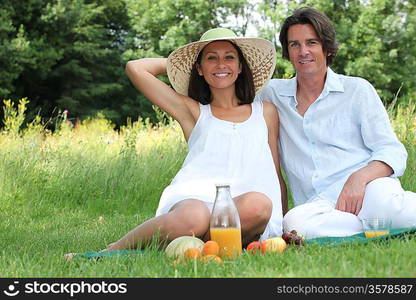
[
  {"x1": 198, "y1": 41, "x2": 241, "y2": 89},
  {"x1": 213, "y1": 72, "x2": 231, "y2": 78}
]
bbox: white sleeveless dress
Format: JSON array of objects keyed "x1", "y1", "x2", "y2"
[{"x1": 155, "y1": 101, "x2": 283, "y2": 239}]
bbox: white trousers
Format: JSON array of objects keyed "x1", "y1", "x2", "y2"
[{"x1": 283, "y1": 177, "x2": 416, "y2": 239}]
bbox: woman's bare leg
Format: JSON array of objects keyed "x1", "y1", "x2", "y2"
[
  {"x1": 64, "y1": 199, "x2": 210, "y2": 260},
  {"x1": 104, "y1": 199, "x2": 211, "y2": 251},
  {"x1": 233, "y1": 192, "x2": 272, "y2": 246}
]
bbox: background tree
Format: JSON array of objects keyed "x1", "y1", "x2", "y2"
[
  {"x1": 121, "y1": 0, "x2": 250, "y2": 123},
  {"x1": 0, "y1": 1, "x2": 39, "y2": 98},
  {"x1": 1, "y1": 0, "x2": 131, "y2": 125},
  {"x1": 0, "y1": 0, "x2": 414, "y2": 128},
  {"x1": 257, "y1": 0, "x2": 415, "y2": 104},
  {"x1": 343, "y1": 0, "x2": 416, "y2": 102}
]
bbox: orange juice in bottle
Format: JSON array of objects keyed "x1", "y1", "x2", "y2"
[
  {"x1": 210, "y1": 227, "x2": 242, "y2": 258},
  {"x1": 209, "y1": 184, "x2": 242, "y2": 259}
]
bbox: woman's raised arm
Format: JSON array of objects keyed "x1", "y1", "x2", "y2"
[{"x1": 125, "y1": 58, "x2": 199, "y2": 140}]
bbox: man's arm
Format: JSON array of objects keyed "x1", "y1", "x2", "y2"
[
  {"x1": 336, "y1": 160, "x2": 393, "y2": 215},
  {"x1": 336, "y1": 79, "x2": 407, "y2": 215}
]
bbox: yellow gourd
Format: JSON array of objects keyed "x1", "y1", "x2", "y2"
[{"x1": 165, "y1": 236, "x2": 204, "y2": 258}]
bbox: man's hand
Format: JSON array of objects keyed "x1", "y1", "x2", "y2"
[
  {"x1": 335, "y1": 161, "x2": 394, "y2": 215},
  {"x1": 335, "y1": 172, "x2": 367, "y2": 215}
]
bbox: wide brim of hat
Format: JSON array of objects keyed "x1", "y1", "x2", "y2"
[{"x1": 166, "y1": 36, "x2": 276, "y2": 96}]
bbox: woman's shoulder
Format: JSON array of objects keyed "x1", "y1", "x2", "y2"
[
  {"x1": 259, "y1": 100, "x2": 277, "y2": 113},
  {"x1": 259, "y1": 101, "x2": 279, "y2": 126}
]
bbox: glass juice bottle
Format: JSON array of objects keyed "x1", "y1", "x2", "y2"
[{"x1": 209, "y1": 184, "x2": 242, "y2": 258}]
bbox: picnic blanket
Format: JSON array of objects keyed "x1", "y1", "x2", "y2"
[
  {"x1": 71, "y1": 227, "x2": 416, "y2": 259},
  {"x1": 72, "y1": 249, "x2": 144, "y2": 260},
  {"x1": 306, "y1": 226, "x2": 416, "y2": 246}
]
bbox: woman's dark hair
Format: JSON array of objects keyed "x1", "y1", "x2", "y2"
[
  {"x1": 188, "y1": 41, "x2": 255, "y2": 105},
  {"x1": 279, "y1": 7, "x2": 338, "y2": 66}
]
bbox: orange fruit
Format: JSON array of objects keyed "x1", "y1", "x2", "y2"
[
  {"x1": 261, "y1": 237, "x2": 287, "y2": 254},
  {"x1": 246, "y1": 241, "x2": 262, "y2": 254},
  {"x1": 171, "y1": 258, "x2": 183, "y2": 266},
  {"x1": 200, "y1": 254, "x2": 223, "y2": 263},
  {"x1": 202, "y1": 240, "x2": 220, "y2": 256},
  {"x1": 184, "y1": 248, "x2": 201, "y2": 259}
]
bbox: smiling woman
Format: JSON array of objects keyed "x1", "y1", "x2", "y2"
[
  {"x1": 188, "y1": 40, "x2": 253, "y2": 105},
  {"x1": 196, "y1": 41, "x2": 242, "y2": 93},
  {"x1": 65, "y1": 27, "x2": 288, "y2": 260}
]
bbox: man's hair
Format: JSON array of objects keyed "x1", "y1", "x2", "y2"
[
  {"x1": 279, "y1": 7, "x2": 339, "y2": 66},
  {"x1": 188, "y1": 41, "x2": 255, "y2": 105}
]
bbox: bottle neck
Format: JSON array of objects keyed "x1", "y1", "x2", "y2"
[
  {"x1": 211, "y1": 185, "x2": 241, "y2": 229},
  {"x1": 215, "y1": 186, "x2": 231, "y2": 203}
]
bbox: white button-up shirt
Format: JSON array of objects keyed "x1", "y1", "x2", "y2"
[{"x1": 255, "y1": 68, "x2": 408, "y2": 206}]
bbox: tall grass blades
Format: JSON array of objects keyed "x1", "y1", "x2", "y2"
[
  {"x1": 2, "y1": 98, "x2": 29, "y2": 135},
  {"x1": 0, "y1": 98, "x2": 415, "y2": 277}
]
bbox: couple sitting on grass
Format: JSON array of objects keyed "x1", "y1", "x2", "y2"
[{"x1": 65, "y1": 7, "x2": 416, "y2": 260}]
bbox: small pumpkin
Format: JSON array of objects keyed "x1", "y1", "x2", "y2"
[{"x1": 165, "y1": 236, "x2": 204, "y2": 258}]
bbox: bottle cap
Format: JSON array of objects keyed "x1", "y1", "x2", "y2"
[{"x1": 215, "y1": 183, "x2": 230, "y2": 188}]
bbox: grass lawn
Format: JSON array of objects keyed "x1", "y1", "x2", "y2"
[{"x1": 0, "y1": 105, "x2": 415, "y2": 278}]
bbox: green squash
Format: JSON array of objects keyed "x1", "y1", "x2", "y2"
[{"x1": 165, "y1": 236, "x2": 204, "y2": 258}]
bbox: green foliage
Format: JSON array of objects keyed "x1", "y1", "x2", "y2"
[
  {"x1": 2, "y1": 98, "x2": 29, "y2": 135},
  {"x1": 389, "y1": 97, "x2": 416, "y2": 147},
  {"x1": 0, "y1": 101, "x2": 186, "y2": 216},
  {"x1": 257, "y1": 0, "x2": 291, "y2": 78},
  {"x1": 257, "y1": 0, "x2": 416, "y2": 105},
  {"x1": 0, "y1": 5, "x2": 32, "y2": 96},
  {"x1": 0, "y1": 0, "x2": 415, "y2": 126},
  {"x1": 125, "y1": 0, "x2": 248, "y2": 58},
  {"x1": 1, "y1": 0, "x2": 131, "y2": 124},
  {"x1": 342, "y1": 0, "x2": 416, "y2": 103}
]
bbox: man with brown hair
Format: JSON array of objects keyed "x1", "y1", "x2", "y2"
[{"x1": 256, "y1": 7, "x2": 416, "y2": 238}]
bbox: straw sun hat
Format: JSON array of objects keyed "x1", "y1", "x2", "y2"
[{"x1": 166, "y1": 28, "x2": 276, "y2": 96}]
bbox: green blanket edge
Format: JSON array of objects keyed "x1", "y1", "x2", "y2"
[
  {"x1": 72, "y1": 227, "x2": 416, "y2": 259},
  {"x1": 306, "y1": 226, "x2": 416, "y2": 246},
  {"x1": 73, "y1": 249, "x2": 144, "y2": 260}
]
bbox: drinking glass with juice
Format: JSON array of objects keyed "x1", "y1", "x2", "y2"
[{"x1": 362, "y1": 218, "x2": 392, "y2": 238}]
